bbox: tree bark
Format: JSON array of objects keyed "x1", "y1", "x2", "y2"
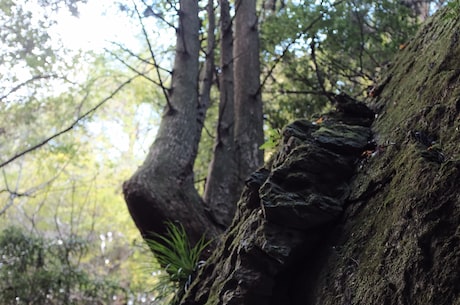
[
  {"x1": 179, "y1": 7, "x2": 460, "y2": 305},
  {"x1": 123, "y1": 0, "x2": 221, "y2": 246},
  {"x1": 233, "y1": 0, "x2": 264, "y2": 189},
  {"x1": 198, "y1": 0, "x2": 216, "y2": 136},
  {"x1": 203, "y1": 0, "x2": 239, "y2": 228}
]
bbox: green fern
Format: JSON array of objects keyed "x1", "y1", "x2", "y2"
[{"x1": 146, "y1": 222, "x2": 211, "y2": 303}]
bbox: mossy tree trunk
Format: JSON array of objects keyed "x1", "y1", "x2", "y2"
[{"x1": 179, "y1": 7, "x2": 460, "y2": 305}]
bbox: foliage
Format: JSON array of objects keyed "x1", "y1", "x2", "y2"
[
  {"x1": 0, "y1": 226, "x2": 125, "y2": 305},
  {"x1": 145, "y1": 222, "x2": 211, "y2": 303},
  {"x1": 260, "y1": 127, "x2": 281, "y2": 151},
  {"x1": 445, "y1": 0, "x2": 460, "y2": 19},
  {"x1": 260, "y1": 0, "x2": 420, "y2": 129}
]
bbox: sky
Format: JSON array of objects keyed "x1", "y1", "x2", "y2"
[
  {"x1": 48, "y1": 1, "x2": 167, "y2": 160},
  {"x1": 52, "y1": 0, "x2": 142, "y2": 52}
]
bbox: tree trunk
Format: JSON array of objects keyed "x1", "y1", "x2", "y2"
[
  {"x1": 123, "y1": 0, "x2": 221, "y2": 246},
  {"x1": 198, "y1": 0, "x2": 215, "y2": 136},
  {"x1": 179, "y1": 7, "x2": 460, "y2": 305},
  {"x1": 203, "y1": 0, "x2": 239, "y2": 229},
  {"x1": 233, "y1": 0, "x2": 264, "y2": 188}
]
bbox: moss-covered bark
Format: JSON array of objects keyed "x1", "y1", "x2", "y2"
[
  {"x1": 306, "y1": 8, "x2": 460, "y2": 305},
  {"x1": 179, "y1": 7, "x2": 460, "y2": 305}
]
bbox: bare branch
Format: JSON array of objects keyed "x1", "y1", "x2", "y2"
[
  {"x1": 133, "y1": 1, "x2": 174, "y2": 113},
  {"x1": 257, "y1": 12, "x2": 324, "y2": 96},
  {"x1": 257, "y1": 0, "x2": 348, "y2": 96},
  {"x1": 0, "y1": 75, "x2": 139, "y2": 169},
  {"x1": 310, "y1": 36, "x2": 335, "y2": 104},
  {"x1": 0, "y1": 159, "x2": 26, "y2": 216},
  {"x1": 0, "y1": 74, "x2": 58, "y2": 102},
  {"x1": 106, "y1": 49, "x2": 163, "y2": 87},
  {"x1": 110, "y1": 41, "x2": 173, "y2": 75},
  {"x1": 140, "y1": 0, "x2": 177, "y2": 30},
  {"x1": 274, "y1": 89, "x2": 324, "y2": 95}
]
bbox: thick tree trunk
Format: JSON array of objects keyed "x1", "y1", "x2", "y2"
[
  {"x1": 233, "y1": 0, "x2": 264, "y2": 188},
  {"x1": 123, "y1": 0, "x2": 221, "y2": 246},
  {"x1": 179, "y1": 7, "x2": 460, "y2": 305},
  {"x1": 203, "y1": 0, "x2": 239, "y2": 228}
]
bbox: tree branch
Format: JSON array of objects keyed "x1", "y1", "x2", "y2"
[
  {"x1": 0, "y1": 74, "x2": 58, "y2": 102},
  {"x1": 257, "y1": 0, "x2": 348, "y2": 96},
  {"x1": 0, "y1": 75, "x2": 139, "y2": 169},
  {"x1": 257, "y1": 12, "x2": 324, "y2": 96},
  {"x1": 106, "y1": 49, "x2": 163, "y2": 87},
  {"x1": 110, "y1": 41, "x2": 173, "y2": 75},
  {"x1": 140, "y1": 0, "x2": 178, "y2": 30},
  {"x1": 133, "y1": 1, "x2": 174, "y2": 113},
  {"x1": 310, "y1": 36, "x2": 335, "y2": 104}
]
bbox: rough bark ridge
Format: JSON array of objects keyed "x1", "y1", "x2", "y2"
[
  {"x1": 179, "y1": 8, "x2": 460, "y2": 305},
  {"x1": 180, "y1": 98, "x2": 375, "y2": 305}
]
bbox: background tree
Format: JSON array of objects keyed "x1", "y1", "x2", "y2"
[
  {"x1": 233, "y1": 0, "x2": 265, "y2": 191},
  {"x1": 203, "y1": 0, "x2": 239, "y2": 229},
  {"x1": 122, "y1": 0, "x2": 441, "y2": 263}
]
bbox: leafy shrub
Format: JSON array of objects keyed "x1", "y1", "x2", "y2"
[{"x1": 0, "y1": 226, "x2": 125, "y2": 305}]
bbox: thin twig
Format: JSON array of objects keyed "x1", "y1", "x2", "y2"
[
  {"x1": 257, "y1": 0, "x2": 348, "y2": 96},
  {"x1": 140, "y1": 0, "x2": 177, "y2": 30},
  {"x1": 310, "y1": 36, "x2": 335, "y2": 104},
  {"x1": 0, "y1": 74, "x2": 58, "y2": 101},
  {"x1": 257, "y1": 12, "x2": 324, "y2": 96},
  {"x1": 110, "y1": 41, "x2": 173, "y2": 75},
  {"x1": 107, "y1": 49, "x2": 163, "y2": 87},
  {"x1": 133, "y1": 1, "x2": 174, "y2": 113},
  {"x1": 0, "y1": 75, "x2": 139, "y2": 169}
]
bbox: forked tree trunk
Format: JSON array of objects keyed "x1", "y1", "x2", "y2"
[
  {"x1": 123, "y1": 0, "x2": 221, "y2": 246},
  {"x1": 124, "y1": 0, "x2": 265, "y2": 249}
]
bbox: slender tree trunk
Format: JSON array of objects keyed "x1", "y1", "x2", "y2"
[
  {"x1": 203, "y1": 0, "x2": 239, "y2": 228},
  {"x1": 123, "y1": 0, "x2": 221, "y2": 246},
  {"x1": 198, "y1": 0, "x2": 215, "y2": 136},
  {"x1": 233, "y1": 0, "x2": 264, "y2": 188}
]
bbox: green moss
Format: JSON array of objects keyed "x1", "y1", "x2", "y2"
[{"x1": 311, "y1": 8, "x2": 460, "y2": 305}]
